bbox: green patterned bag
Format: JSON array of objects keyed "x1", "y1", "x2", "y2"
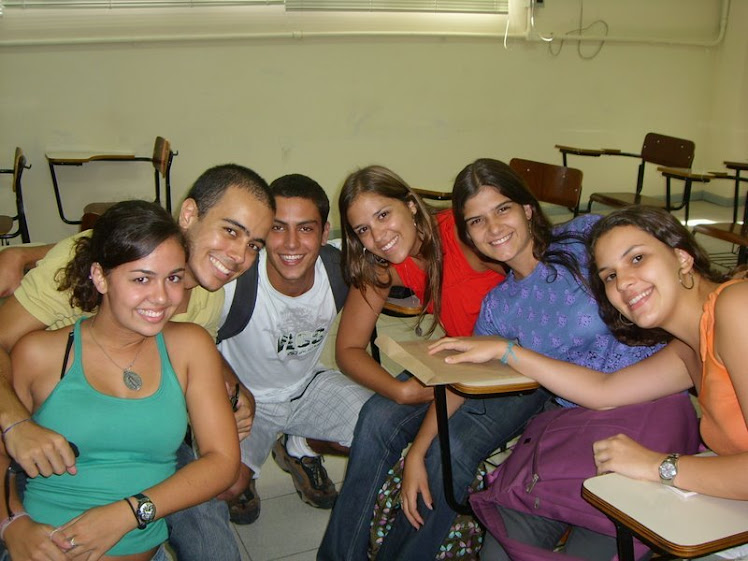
[{"x1": 368, "y1": 456, "x2": 486, "y2": 560}]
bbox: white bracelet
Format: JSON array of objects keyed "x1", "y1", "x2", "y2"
[{"x1": 0, "y1": 512, "x2": 30, "y2": 542}]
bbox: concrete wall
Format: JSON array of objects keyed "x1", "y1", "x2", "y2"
[{"x1": 0, "y1": 0, "x2": 745, "y2": 242}]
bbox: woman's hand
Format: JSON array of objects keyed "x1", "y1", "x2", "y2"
[
  {"x1": 592, "y1": 433, "x2": 664, "y2": 482},
  {"x1": 4, "y1": 515, "x2": 70, "y2": 561},
  {"x1": 401, "y1": 453, "x2": 432, "y2": 529},
  {"x1": 395, "y1": 378, "x2": 434, "y2": 405},
  {"x1": 428, "y1": 336, "x2": 507, "y2": 365},
  {"x1": 56, "y1": 500, "x2": 135, "y2": 561}
]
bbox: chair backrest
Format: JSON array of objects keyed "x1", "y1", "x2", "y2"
[
  {"x1": 640, "y1": 133, "x2": 694, "y2": 169},
  {"x1": 151, "y1": 136, "x2": 176, "y2": 213},
  {"x1": 1, "y1": 147, "x2": 31, "y2": 243},
  {"x1": 152, "y1": 136, "x2": 173, "y2": 178},
  {"x1": 509, "y1": 158, "x2": 583, "y2": 215}
]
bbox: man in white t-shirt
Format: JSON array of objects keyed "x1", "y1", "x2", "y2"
[{"x1": 216, "y1": 174, "x2": 372, "y2": 524}]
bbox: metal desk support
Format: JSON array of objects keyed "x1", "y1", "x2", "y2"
[{"x1": 46, "y1": 152, "x2": 151, "y2": 225}]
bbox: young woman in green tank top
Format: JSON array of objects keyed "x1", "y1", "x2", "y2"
[{"x1": 0, "y1": 201, "x2": 239, "y2": 561}]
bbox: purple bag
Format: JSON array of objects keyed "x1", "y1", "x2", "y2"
[{"x1": 470, "y1": 392, "x2": 701, "y2": 561}]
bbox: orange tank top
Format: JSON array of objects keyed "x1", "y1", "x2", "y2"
[{"x1": 698, "y1": 279, "x2": 748, "y2": 455}]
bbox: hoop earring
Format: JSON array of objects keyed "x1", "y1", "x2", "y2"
[
  {"x1": 619, "y1": 312, "x2": 634, "y2": 326},
  {"x1": 678, "y1": 269, "x2": 695, "y2": 290}
]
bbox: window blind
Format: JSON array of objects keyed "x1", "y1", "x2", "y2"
[
  {"x1": 285, "y1": 0, "x2": 507, "y2": 13},
  {"x1": 1, "y1": 0, "x2": 281, "y2": 8}
]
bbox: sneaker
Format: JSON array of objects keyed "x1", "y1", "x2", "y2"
[
  {"x1": 271, "y1": 436, "x2": 338, "y2": 509},
  {"x1": 228, "y1": 478, "x2": 261, "y2": 525}
]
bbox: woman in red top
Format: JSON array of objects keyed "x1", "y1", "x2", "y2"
[{"x1": 319, "y1": 165, "x2": 551, "y2": 560}]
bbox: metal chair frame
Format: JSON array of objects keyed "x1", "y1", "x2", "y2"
[
  {"x1": 0, "y1": 148, "x2": 32, "y2": 244},
  {"x1": 556, "y1": 132, "x2": 699, "y2": 221},
  {"x1": 693, "y1": 161, "x2": 748, "y2": 267}
]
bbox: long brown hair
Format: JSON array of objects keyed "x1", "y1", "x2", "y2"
[
  {"x1": 587, "y1": 206, "x2": 726, "y2": 346},
  {"x1": 339, "y1": 165, "x2": 443, "y2": 335}
]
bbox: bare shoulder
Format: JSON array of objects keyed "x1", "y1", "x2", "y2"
[
  {"x1": 161, "y1": 322, "x2": 216, "y2": 352},
  {"x1": 716, "y1": 280, "x2": 748, "y2": 306},
  {"x1": 12, "y1": 327, "x2": 73, "y2": 380},
  {"x1": 714, "y1": 281, "x2": 748, "y2": 329}
]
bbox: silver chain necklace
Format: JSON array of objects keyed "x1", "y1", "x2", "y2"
[{"x1": 89, "y1": 322, "x2": 148, "y2": 391}]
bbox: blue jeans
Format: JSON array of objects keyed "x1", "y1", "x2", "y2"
[
  {"x1": 318, "y1": 372, "x2": 551, "y2": 561},
  {"x1": 167, "y1": 441, "x2": 241, "y2": 561}
]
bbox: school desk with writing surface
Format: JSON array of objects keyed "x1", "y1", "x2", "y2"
[
  {"x1": 374, "y1": 335, "x2": 540, "y2": 514},
  {"x1": 583, "y1": 472, "x2": 748, "y2": 561}
]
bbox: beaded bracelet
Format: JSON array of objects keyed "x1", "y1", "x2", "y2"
[
  {"x1": 500, "y1": 341, "x2": 517, "y2": 365},
  {"x1": 1, "y1": 418, "x2": 30, "y2": 437},
  {"x1": 0, "y1": 512, "x2": 29, "y2": 542}
]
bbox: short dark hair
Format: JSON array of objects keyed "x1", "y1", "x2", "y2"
[
  {"x1": 270, "y1": 174, "x2": 330, "y2": 224},
  {"x1": 57, "y1": 200, "x2": 187, "y2": 312},
  {"x1": 186, "y1": 164, "x2": 275, "y2": 217},
  {"x1": 587, "y1": 206, "x2": 726, "y2": 346}
]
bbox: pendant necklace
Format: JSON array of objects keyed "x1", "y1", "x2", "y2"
[{"x1": 89, "y1": 322, "x2": 148, "y2": 391}]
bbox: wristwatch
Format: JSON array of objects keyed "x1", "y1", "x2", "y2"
[
  {"x1": 658, "y1": 453, "x2": 679, "y2": 486},
  {"x1": 133, "y1": 493, "x2": 157, "y2": 529}
]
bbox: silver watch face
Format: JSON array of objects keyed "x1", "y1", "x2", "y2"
[
  {"x1": 659, "y1": 459, "x2": 677, "y2": 480},
  {"x1": 138, "y1": 501, "x2": 156, "y2": 521}
]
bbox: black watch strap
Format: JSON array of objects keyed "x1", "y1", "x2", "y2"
[{"x1": 124, "y1": 497, "x2": 146, "y2": 530}]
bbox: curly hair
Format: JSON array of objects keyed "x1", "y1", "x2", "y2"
[
  {"x1": 587, "y1": 206, "x2": 727, "y2": 346},
  {"x1": 57, "y1": 200, "x2": 188, "y2": 312},
  {"x1": 452, "y1": 158, "x2": 587, "y2": 286},
  {"x1": 339, "y1": 165, "x2": 443, "y2": 336}
]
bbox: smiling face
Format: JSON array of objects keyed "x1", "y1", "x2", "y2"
[
  {"x1": 92, "y1": 236, "x2": 186, "y2": 337},
  {"x1": 346, "y1": 192, "x2": 419, "y2": 264},
  {"x1": 462, "y1": 185, "x2": 536, "y2": 277},
  {"x1": 594, "y1": 225, "x2": 692, "y2": 330},
  {"x1": 180, "y1": 186, "x2": 274, "y2": 292},
  {"x1": 265, "y1": 196, "x2": 330, "y2": 297}
]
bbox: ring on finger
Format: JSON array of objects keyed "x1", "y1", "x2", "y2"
[{"x1": 70, "y1": 536, "x2": 78, "y2": 548}]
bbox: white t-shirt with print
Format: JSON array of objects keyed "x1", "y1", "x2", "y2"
[{"x1": 218, "y1": 250, "x2": 337, "y2": 403}]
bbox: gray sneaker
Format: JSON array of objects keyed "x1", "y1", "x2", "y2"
[{"x1": 271, "y1": 436, "x2": 337, "y2": 509}]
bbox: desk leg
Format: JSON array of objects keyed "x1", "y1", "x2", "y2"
[
  {"x1": 434, "y1": 386, "x2": 473, "y2": 516},
  {"x1": 48, "y1": 162, "x2": 82, "y2": 225},
  {"x1": 615, "y1": 522, "x2": 636, "y2": 561}
]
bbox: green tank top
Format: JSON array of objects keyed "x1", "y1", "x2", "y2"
[{"x1": 25, "y1": 318, "x2": 188, "y2": 555}]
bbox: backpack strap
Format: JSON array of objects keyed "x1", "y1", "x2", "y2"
[
  {"x1": 215, "y1": 259, "x2": 260, "y2": 344},
  {"x1": 319, "y1": 244, "x2": 348, "y2": 313},
  {"x1": 216, "y1": 245, "x2": 348, "y2": 344}
]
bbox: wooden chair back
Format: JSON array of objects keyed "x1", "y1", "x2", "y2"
[
  {"x1": 152, "y1": 136, "x2": 176, "y2": 213},
  {"x1": 640, "y1": 132, "x2": 695, "y2": 169},
  {"x1": 509, "y1": 158, "x2": 583, "y2": 216}
]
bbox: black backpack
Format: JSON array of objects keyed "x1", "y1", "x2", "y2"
[{"x1": 216, "y1": 244, "x2": 348, "y2": 344}]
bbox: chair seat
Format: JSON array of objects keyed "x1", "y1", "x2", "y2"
[
  {"x1": 589, "y1": 192, "x2": 668, "y2": 209},
  {"x1": 693, "y1": 222, "x2": 747, "y2": 246},
  {"x1": 0, "y1": 215, "x2": 13, "y2": 235}
]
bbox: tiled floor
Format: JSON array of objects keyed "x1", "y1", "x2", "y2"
[{"x1": 226, "y1": 200, "x2": 738, "y2": 561}]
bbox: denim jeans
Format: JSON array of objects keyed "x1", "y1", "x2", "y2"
[
  {"x1": 167, "y1": 441, "x2": 241, "y2": 561},
  {"x1": 318, "y1": 372, "x2": 551, "y2": 561}
]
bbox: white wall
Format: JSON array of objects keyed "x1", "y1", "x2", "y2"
[{"x1": 0, "y1": 0, "x2": 745, "y2": 242}]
